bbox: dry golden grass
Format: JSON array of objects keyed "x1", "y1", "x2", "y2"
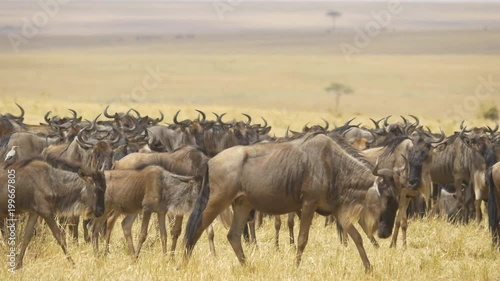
[{"x1": 1, "y1": 215, "x2": 499, "y2": 281}]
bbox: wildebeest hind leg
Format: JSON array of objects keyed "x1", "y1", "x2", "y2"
[
  {"x1": 346, "y1": 224, "x2": 372, "y2": 273},
  {"x1": 15, "y1": 213, "x2": 38, "y2": 269},
  {"x1": 170, "y1": 215, "x2": 183, "y2": 256},
  {"x1": 206, "y1": 224, "x2": 216, "y2": 256},
  {"x1": 227, "y1": 202, "x2": 252, "y2": 265},
  {"x1": 135, "y1": 210, "x2": 153, "y2": 258},
  {"x1": 121, "y1": 214, "x2": 138, "y2": 255},
  {"x1": 156, "y1": 212, "x2": 167, "y2": 255},
  {"x1": 43, "y1": 214, "x2": 75, "y2": 266},
  {"x1": 295, "y1": 201, "x2": 317, "y2": 267}
]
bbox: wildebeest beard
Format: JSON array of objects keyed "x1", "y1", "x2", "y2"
[{"x1": 377, "y1": 196, "x2": 398, "y2": 238}]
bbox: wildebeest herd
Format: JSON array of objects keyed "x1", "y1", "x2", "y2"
[{"x1": 0, "y1": 104, "x2": 499, "y2": 272}]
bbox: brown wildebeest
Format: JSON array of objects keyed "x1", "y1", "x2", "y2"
[
  {"x1": 92, "y1": 166, "x2": 202, "y2": 258},
  {"x1": 184, "y1": 133, "x2": 399, "y2": 271},
  {"x1": 113, "y1": 146, "x2": 215, "y2": 256},
  {"x1": 430, "y1": 123, "x2": 495, "y2": 223},
  {"x1": 42, "y1": 115, "x2": 119, "y2": 242},
  {"x1": 487, "y1": 162, "x2": 500, "y2": 250},
  {"x1": 0, "y1": 158, "x2": 106, "y2": 269},
  {"x1": 362, "y1": 128, "x2": 443, "y2": 248}
]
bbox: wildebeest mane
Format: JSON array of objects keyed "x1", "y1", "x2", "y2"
[
  {"x1": 9, "y1": 155, "x2": 83, "y2": 173},
  {"x1": 0, "y1": 134, "x2": 12, "y2": 148},
  {"x1": 380, "y1": 136, "x2": 410, "y2": 158}
]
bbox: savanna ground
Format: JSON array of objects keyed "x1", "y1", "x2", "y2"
[{"x1": 1, "y1": 1, "x2": 500, "y2": 280}]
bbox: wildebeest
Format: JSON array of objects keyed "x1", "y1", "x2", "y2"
[
  {"x1": 91, "y1": 166, "x2": 202, "y2": 258},
  {"x1": 184, "y1": 133, "x2": 399, "y2": 271},
  {"x1": 113, "y1": 146, "x2": 214, "y2": 255},
  {"x1": 0, "y1": 158, "x2": 106, "y2": 269},
  {"x1": 487, "y1": 162, "x2": 500, "y2": 249},
  {"x1": 361, "y1": 127, "x2": 443, "y2": 248}
]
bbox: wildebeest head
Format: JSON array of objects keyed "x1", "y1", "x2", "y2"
[
  {"x1": 78, "y1": 169, "x2": 107, "y2": 217},
  {"x1": 77, "y1": 115, "x2": 119, "y2": 172},
  {"x1": 460, "y1": 123, "x2": 497, "y2": 166},
  {"x1": 406, "y1": 128, "x2": 445, "y2": 189}
]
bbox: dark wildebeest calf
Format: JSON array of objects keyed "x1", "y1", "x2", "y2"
[{"x1": 184, "y1": 133, "x2": 399, "y2": 271}]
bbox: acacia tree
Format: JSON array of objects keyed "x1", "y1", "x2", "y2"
[
  {"x1": 326, "y1": 10, "x2": 341, "y2": 32},
  {"x1": 325, "y1": 82, "x2": 353, "y2": 111}
]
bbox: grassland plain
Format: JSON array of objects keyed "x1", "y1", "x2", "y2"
[
  {"x1": 1, "y1": 9, "x2": 500, "y2": 278},
  {"x1": 0, "y1": 215, "x2": 499, "y2": 281}
]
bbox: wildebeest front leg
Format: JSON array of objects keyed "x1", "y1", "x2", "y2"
[
  {"x1": 43, "y1": 214, "x2": 75, "y2": 266},
  {"x1": 346, "y1": 224, "x2": 372, "y2": 272},
  {"x1": 475, "y1": 199, "x2": 483, "y2": 223},
  {"x1": 274, "y1": 215, "x2": 281, "y2": 249},
  {"x1": 170, "y1": 214, "x2": 183, "y2": 256},
  {"x1": 157, "y1": 212, "x2": 168, "y2": 255},
  {"x1": 104, "y1": 212, "x2": 120, "y2": 255},
  {"x1": 227, "y1": 202, "x2": 252, "y2": 265},
  {"x1": 390, "y1": 191, "x2": 408, "y2": 248},
  {"x1": 135, "y1": 210, "x2": 153, "y2": 258},
  {"x1": 206, "y1": 224, "x2": 216, "y2": 256},
  {"x1": 83, "y1": 219, "x2": 92, "y2": 243},
  {"x1": 288, "y1": 212, "x2": 295, "y2": 245},
  {"x1": 15, "y1": 213, "x2": 38, "y2": 269},
  {"x1": 121, "y1": 214, "x2": 138, "y2": 255},
  {"x1": 295, "y1": 201, "x2": 317, "y2": 267}
]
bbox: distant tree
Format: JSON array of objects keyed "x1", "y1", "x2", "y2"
[
  {"x1": 325, "y1": 82, "x2": 353, "y2": 111},
  {"x1": 483, "y1": 106, "x2": 499, "y2": 121},
  {"x1": 326, "y1": 10, "x2": 341, "y2": 32}
]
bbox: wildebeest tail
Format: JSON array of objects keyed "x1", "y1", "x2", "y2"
[
  {"x1": 185, "y1": 165, "x2": 210, "y2": 252},
  {"x1": 336, "y1": 221, "x2": 345, "y2": 244},
  {"x1": 486, "y1": 167, "x2": 499, "y2": 245}
]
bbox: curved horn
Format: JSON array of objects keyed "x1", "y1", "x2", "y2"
[
  {"x1": 409, "y1": 115, "x2": 420, "y2": 127},
  {"x1": 127, "y1": 108, "x2": 141, "y2": 119},
  {"x1": 242, "y1": 113, "x2": 252, "y2": 125},
  {"x1": 44, "y1": 111, "x2": 52, "y2": 124},
  {"x1": 261, "y1": 117, "x2": 268, "y2": 129},
  {"x1": 487, "y1": 122, "x2": 499, "y2": 135},
  {"x1": 370, "y1": 118, "x2": 381, "y2": 129},
  {"x1": 384, "y1": 115, "x2": 392, "y2": 127},
  {"x1": 218, "y1": 113, "x2": 229, "y2": 126},
  {"x1": 343, "y1": 117, "x2": 355, "y2": 127},
  {"x1": 285, "y1": 126, "x2": 290, "y2": 139},
  {"x1": 372, "y1": 158, "x2": 380, "y2": 176},
  {"x1": 77, "y1": 127, "x2": 93, "y2": 149},
  {"x1": 156, "y1": 110, "x2": 164, "y2": 123},
  {"x1": 400, "y1": 116, "x2": 408, "y2": 126},
  {"x1": 173, "y1": 110, "x2": 182, "y2": 125},
  {"x1": 195, "y1": 110, "x2": 206, "y2": 123},
  {"x1": 10, "y1": 103, "x2": 25, "y2": 120},
  {"x1": 321, "y1": 118, "x2": 329, "y2": 131},
  {"x1": 103, "y1": 105, "x2": 114, "y2": 119},
  {"x1": 68, "y1": 109, "x2": 77, "y2": 121},
  {"x1": 88, "y1": 114, "x2": 101, "y2": 131},
  {"x1": 426, "y1": 127, "x2": 445, "y2": 144},
  {"x1": 110, "y1": 127, "x2": 122, "y2": 145}
]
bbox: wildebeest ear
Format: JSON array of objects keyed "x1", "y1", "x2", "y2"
[
  {"x1": 260, "y1": 126, "x2": 272, "y2": 135},
  {"x1": 114, "y1": 144, "x2": 127, "y2": 154}
]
